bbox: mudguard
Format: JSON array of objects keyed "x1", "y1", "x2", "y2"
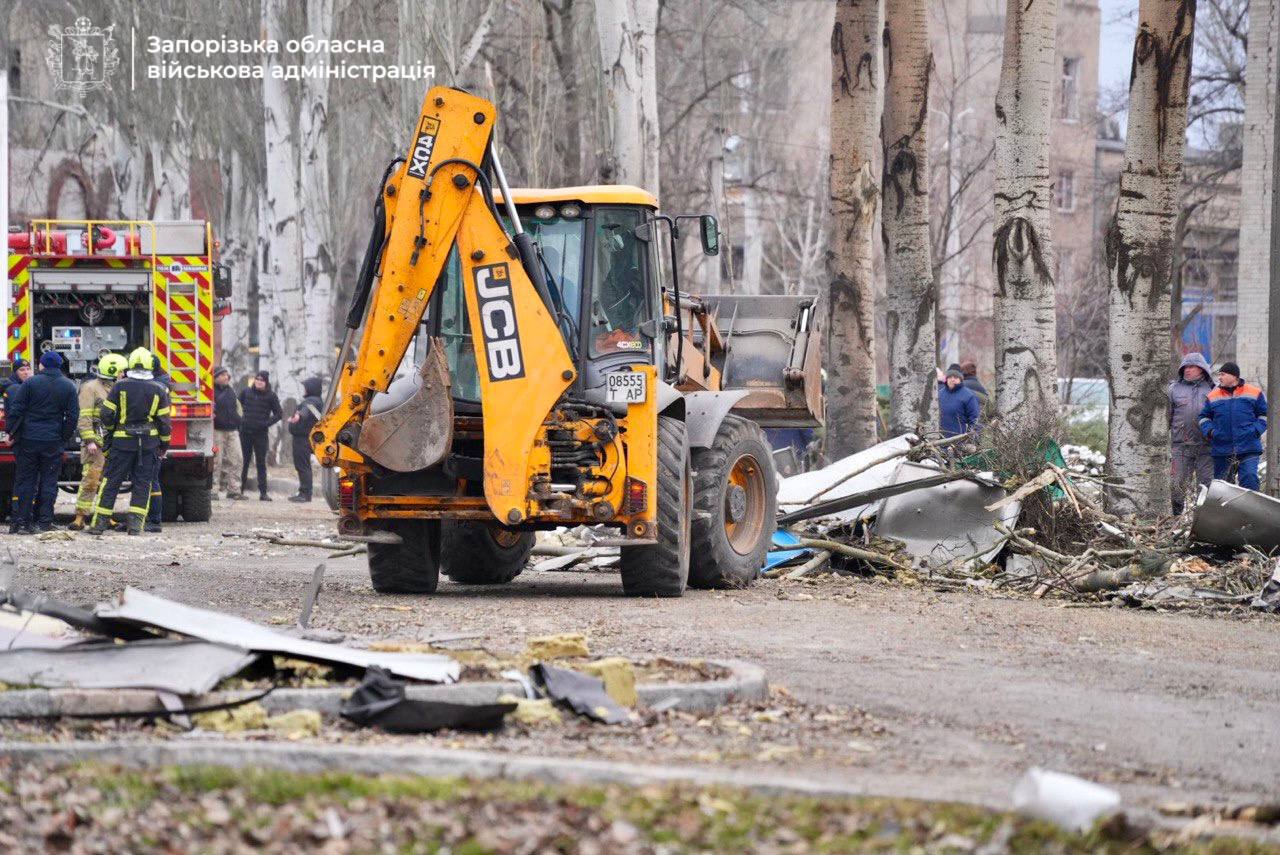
[{"x1": 683, "y1": 390, "x2": 750, "y2": 449}]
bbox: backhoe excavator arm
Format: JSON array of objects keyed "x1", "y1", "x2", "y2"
[{"x1": 312, "y1": 86, "x2": 576, "y2": 525}]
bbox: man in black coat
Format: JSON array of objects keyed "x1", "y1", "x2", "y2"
[
  {"x1": 212, "y1": 367, "x2": 244, "y2": 498},
  {"x1": 239, "y1": 370, "x2": 283, "y2": 500},
  {"x1": 287, "y1": 377, "x2": 324, "y2": 502},
  {"x1": 7, "y1": 352, "x2": 77, "y2": 533}
]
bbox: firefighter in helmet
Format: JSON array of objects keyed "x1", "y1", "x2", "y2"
[
  {"x1": 70, "y1": 353, "x2": 127, "y2": 531},
  {"x1": 87, "y1": 347, "x2": 171, "y2": 536}
]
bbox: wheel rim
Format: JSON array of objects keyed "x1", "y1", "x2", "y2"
[
  {"x1": 724, "y1": 453, "x2": 766, "y2": 555},
  {"x1": 490, "y1": 527, "x2": 523, "y2": 548}
]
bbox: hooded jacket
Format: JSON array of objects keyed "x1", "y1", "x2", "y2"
[
  {"x1": 1168, "y1": 352, "x2": 1213, "y2": 448},
  {"x1": 239, "y1": 382, "x2": 283, "y2": 433},
  {"x1": 213, "y1": 382, "x2": 242, "y2": 431},
  {"x1": 938, "y1": 381, "x2": 981, "y2": 437},
  {"x1": 289, "y1": 377, "x2": 324, "y2": 438},
  {"x1": 1198, "y1": 376, "x2": 1268, "y2": 457},
  {"x1": 5, "y1": 366, "x2": 77, "y2": 444}
]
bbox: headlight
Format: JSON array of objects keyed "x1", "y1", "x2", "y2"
[
  {"x1": 560, "y1": 204, "x2": 581, "y2": 219},
  {"x1": 533, "y1": 204, "x2": 556, "y2": 220}
]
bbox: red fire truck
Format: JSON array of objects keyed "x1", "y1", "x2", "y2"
[{"x1": 2, "y1": 219, "x2": 230, "y2": 522}]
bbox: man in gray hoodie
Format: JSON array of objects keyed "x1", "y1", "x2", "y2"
[{"x1": 1169, "y1": 351, "x2": 1214, "y2": 514}]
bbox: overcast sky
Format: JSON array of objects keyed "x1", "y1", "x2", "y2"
[{"x1": 1098, "y1": 0, "x2": 1139, "y2": 130}]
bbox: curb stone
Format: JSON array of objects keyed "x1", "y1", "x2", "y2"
[{"x1": 0, "y1": 659, "x2": 766, "y2": 718}]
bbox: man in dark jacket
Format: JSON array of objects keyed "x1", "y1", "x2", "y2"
[
  {"x1": 7, "y1": 352, "x2": 77, "y2": 533},
  {"x1": 959, "y1": 359, "x2": 989, "y2": 402},
  {"x1": 239, "y1": 370, "x2": 283, "y2": 500},
  {"x1": 1, "y1": 358, "x2": 32, "y2": 410},
  {"x1": 212, "y1": 367, "x2": 244, "y2": 499},
  {"x1": 1168, "y1": 352, "x2": 1214, "y2": 513},
  {"x1": 287, "y1": 377, "x2": 324, "y2": 502},
  {"x1": 1198, "y1": 361, "x2": 1268, "y2": 491},
  {"x1": 938, "y1": 364, "x2": 981, "y2": 438}
]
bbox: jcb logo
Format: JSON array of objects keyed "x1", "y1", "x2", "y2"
[
  {"x1": 473, "y1": 264, "x2": 525, "y2": 381},
  {"x1": 406, "y1": 116, "x2": 440, "y2": 180}
]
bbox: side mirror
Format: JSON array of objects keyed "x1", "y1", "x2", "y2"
[
  {"x1": 699, "y1": 215, "x2": 720, "y2": 256},
  {"x1": 214, "y1": 262, "x2": 233, "y2": 299}
]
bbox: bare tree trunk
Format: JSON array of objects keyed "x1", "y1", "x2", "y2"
[
  {"x1": 300, "y1": 0, "x2": 336, "y2": 381},
  {"x1": 1105, "y1": 0, "x2": 1197, "y2": 515},
  {"x1": 826, "y1": 0, "x2": 883, "y2": 456},
  {"x1": 595, "y1": 0, "x2": 660, "y2": 192},
  {"x1": 882, "y1": 0, "x2": 936, "y2": 435},
  {"x1": 152, "y1": 105, "x2": 192, "y2": 219},
  {"x1": 992, "y1": 0, "x2": 1058, "y2": 420},
  {"x1": 259, "y1": 0, "x2": 306, "y2": 398},
  {"x1": 220, "y1": 152, "x2": 257, "y2": 379}
]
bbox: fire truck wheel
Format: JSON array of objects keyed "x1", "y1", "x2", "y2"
[
  {"x1": 161, "y1": 489, "x2": 182, "y2": 523},
  {"x1": 181, "y1": 487, "x2": 213, "y2": 522},
  {"x1": 619, "y1": 416, "x2": 690, "y2": 598},
  {"x1": 368, "y1": 519, "x2": 442, "y2": 594},
  {"x1": 688, "y1": 415, "x2": 777, "y2": 589},
  {"x1": 441, "y1": 521, "x2": 534, "y2": 584}
]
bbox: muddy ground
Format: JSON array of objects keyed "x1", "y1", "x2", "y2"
[{"x1": 5, "y1": 473, "x2": 1279, "y2": 814}]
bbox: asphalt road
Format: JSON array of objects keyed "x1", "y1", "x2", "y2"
[{"x1": 8, "y1": 484, "x2": 1279, "y2": 810}]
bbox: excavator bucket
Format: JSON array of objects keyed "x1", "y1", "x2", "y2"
[
  {"x1": 698, "y1": 294, "x2": 824, "y2": 427},
  {"x1": 358, "y1": 340, "x2": 454, "y2": 472}
]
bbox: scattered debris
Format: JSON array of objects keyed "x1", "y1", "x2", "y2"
[
  {"x1": 265, "y1": 709, "x2": 323, "y2": 738},
  {"x1": 194, "y1": 701, "x2": 269, "y2": 733},
  {"x1": 530, "y1": 663, "x2": 631, "y2": 725},
  {"x1": 0, "y1": 640, "x2": 257, "y2": 695},
  {"x1": 579, "y1": 657, "x2": 638, "y2": 707},
  {"x1": 1191, "y1": 480, "x2": 1280, "y2": 552},
  {"x1": 1251, "y1": 560, "x2": 1280, "y2": 613},
  {"x1": 340, "y1": 667, "x2": 513, "y2": 734},
  {"x1": 97, "y1": 587, "x2": 460, "y2": 683},
  {"x1": 525, "y1": 633, "x2": 590, "y2": 660},
  {"x1": 501, "y1": 695, "x2": 563, "y2": 726},
  {"x1": 1012, "y1": 767, "x2": 1120, "y2": 831}
]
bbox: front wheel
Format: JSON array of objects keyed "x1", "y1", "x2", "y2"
[
  {"x1": 688, "y1": 415, "x2": 777, "y2": 589},
  {"x1": 368, "y1": 519, "x2": 442, "y2": 594},
  {"x1": 180, "y1": 486, "x2": 212, "y2": 522},
  {"x1": 619, "y1": 416, "x2": 691, "y2": 597},
  {"x1": 442, "y1": 520, "x2": 534, "y2": 584}
]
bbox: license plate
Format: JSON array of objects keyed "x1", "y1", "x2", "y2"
[{"x1": 605, "y1": 371, "x2": 648, "y2": 404}]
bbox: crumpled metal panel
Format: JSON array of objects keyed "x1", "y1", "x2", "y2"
[
  {"x1": 1191, "y1": 480, "x2": 1280, "y2": 551},
  {"x1": 97, "y1": 588, "x2": 460, "y2": 683},
  {"x1": 872, "y1": 462, "x2": 1020, "y2": 566},
  {"x1": 0, "y1": 639, "x2": 256, "y2": 694}
]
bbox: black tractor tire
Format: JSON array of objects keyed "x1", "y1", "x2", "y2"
[
  {"x1": 321, "y1": 467, "x2": 340, "y2": 511},
  {"x1": 368, "y1": 519, "x2": 442, "y2": 594},
  {"x1": 441, "y1": 520, "x2": 535, "y2": 584},
  {"x1": 689, "y1": 415, "x2": 778, "y2": 589},
  {"x1": 180, "y1": 486, "x2": 213, "y2": 522},
  {"x1": 620, "y1": 416, "x2": 691, "y2": 597},
  {"x1": 161, "y1": 488, "x2": 182, "y2": 522},
  {"x1": 0, "y1": 490, "x2": 10, "y2": 522}
]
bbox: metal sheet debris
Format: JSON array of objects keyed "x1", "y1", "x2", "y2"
[
  {"x1": 872, "y1": 462, "x2": 1020, "y2": 566},
  {"x1": 777, "y1": 435, "x2": 915, "y2": 524},
  {"x1": 97, "y1": 587, "x2": 460, "y2": 683},
  {"x1": 0, "y1": 639, "x2": 257, "y2": 694},
  {"x1": 0, "y1": 610, "x2": 80, "y2": 650},
  {"x1": 1191, "y1": 480, "x2": 1280, "y2": 552}
]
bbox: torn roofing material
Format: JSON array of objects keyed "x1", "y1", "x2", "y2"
[
  {"x1": 97, "y1": 587, "x2": 460, "y2": 684},
  {"x1": 0, "y1": 639, "x2": 257, "y2": 695}
]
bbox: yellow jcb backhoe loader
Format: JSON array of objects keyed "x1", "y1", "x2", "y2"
[{"x1": 312, "y1": 86, "x2": 822, "y2": 597}]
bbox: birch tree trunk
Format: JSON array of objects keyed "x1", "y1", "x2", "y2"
[
  {"x1": 300, "y1": 0, "x2": 336, "y2": 380},
  {"x1": 882, "y1": 0, "x2": 937, "y2": 435},
  {"x1": 1105, "y1": 0, "x2": 1197, "y2": 515},
  {"x1": 826, "y1": 0, "x2": 883, "y2": 456},
  {"x1": 595, "y1": 0, "x2": 660, "y2": 192},
  {"x1": 259, "y1": 0, "x2": 306, "y2": 397},
  {"x1": 152, "y1": 105, "x2": 192, "y2": 219},
  {"x1": 220, "y1": 151, "x2": 257, "y2": 379},
  {"x1": 992, "y1": 0, "x2": 1058, "y2": 420}
]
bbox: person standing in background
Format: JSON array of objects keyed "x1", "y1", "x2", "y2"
[
  {"x1": 1168, "y1": 352, "x2": 1214, "y2": 514},
  {"x1": 212, "y1": 367, "x2": 244, "y2": 499},
  {"x1": 239, "y1": 371, "x2": 282, "y2": 501},
  {"x1": 1198, "y1": 362, "x2": 1268, "y2": 491},
  {"x1": 287, "y1": 377, "x2": 324, "y2": 502},
  {"x1": 70, "y1": 353, "x2": 127, "y2": 530},
  {"x1": 7, "y1": 352, "x2": 77, "y2": 534}
]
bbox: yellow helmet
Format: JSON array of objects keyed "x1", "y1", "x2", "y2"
[
  {"x1": 97, "y1": 353, "x2": 127, "y2": 380},
  {"x1": 128, "y1": 347, "x2": 154, "y2": 371}
]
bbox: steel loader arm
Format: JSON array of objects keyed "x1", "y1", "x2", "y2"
[{"x1": 312, "y1": 86, "x2": 575, "y2": 525}]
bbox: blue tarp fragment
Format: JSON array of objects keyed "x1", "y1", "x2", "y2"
[{"x1": 763, "y1": 529, "x2": 811, "y2": 572}]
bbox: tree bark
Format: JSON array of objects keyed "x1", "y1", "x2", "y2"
[
  {"x1": 825, "y1": 0, "x2": 883, "y2": 456},
  {"x1": 595, "y1": 0, "x2": 660, "y2": 192},
  {"x1": 1105, "y1": 0, "x2": 1197, "y2": 515},
  {"x1": 300, "y1": 0, "x2": 336, "y2": 381},
  {"x1": 259, "y1": 0, "x2": 306, "y2": 396},
  {"x1": 882, "y1": 0, "x2": 937, "y2": 435},
  {"x1": 220, "y1": 151, "x2": 257, "y2": 380},
  {"x1": 992, "y1": 0, "x2": 1059, "y2": 420}
]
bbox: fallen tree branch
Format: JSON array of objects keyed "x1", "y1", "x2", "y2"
[{"x1": 796, "y1": 537, "x2": 909, "y2": 576}]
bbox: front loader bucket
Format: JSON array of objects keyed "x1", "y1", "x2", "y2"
[
  {"x1": 698, "y1": 295, "x2": 824, "y2": 428},
  {"x1": 358, "y1": 340, "x2": 454, "y2": 472}
]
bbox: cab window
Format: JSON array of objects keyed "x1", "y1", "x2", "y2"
[{"x1": 589, "y1": 208, "x2": 649, "y2": 356}]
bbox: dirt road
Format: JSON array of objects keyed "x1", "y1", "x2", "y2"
[{"x1": 8, "y1": 486, "x2": 1279, "y2": 811}]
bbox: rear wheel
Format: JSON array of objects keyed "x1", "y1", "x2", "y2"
[
  {"x1": 441, "y1": 521, "x2": 534, "y2": 584},
  {"x1": 180, "y1": 486, "x2": 212, "y2": 522},
  {"x1": 161, "y1": 488, "x2": 181, "y2": 522},
  {"x1": 368, "y1": 519, "x2": 442, "y2": 594},
  {"x1": 689, "y1": 415, "x2": 777, "y2": 589},
  {"x1": 620, "y1": 416, "x2": 691, "y2": 597}
]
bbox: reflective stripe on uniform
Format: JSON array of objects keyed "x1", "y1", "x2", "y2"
[
  {"x1": 100, "y1": 399, "x2": 117, "y2": 411},
  {"x1": 128, "y1": 505, "x2": 148, "y2": 515}
]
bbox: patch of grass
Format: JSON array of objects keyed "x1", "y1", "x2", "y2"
[{"x1": 1064, "y1": 415, "x2": 1107, "y2": 452}]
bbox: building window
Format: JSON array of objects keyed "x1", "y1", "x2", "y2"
[
  {"x1": 1055, "y1": 169, "x2": 1076, "y2": 213},
  {"x1": 1060, "y1": 57, "x2": 1080, "y2": 120}
]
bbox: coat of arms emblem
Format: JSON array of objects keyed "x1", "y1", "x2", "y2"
[{"x1": 45, "y1": 17, "x2": 120, "y2": 95}]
